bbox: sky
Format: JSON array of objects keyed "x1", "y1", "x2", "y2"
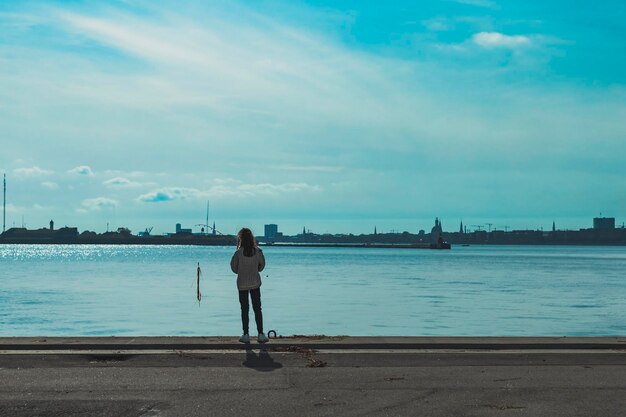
[{"x1": 1, "y1": 0, "x2": 625, "y2": 236}]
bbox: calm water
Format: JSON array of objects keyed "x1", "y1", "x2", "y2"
[{"x1": 1, "y1": 244, "x2": 625, "y2": 336}]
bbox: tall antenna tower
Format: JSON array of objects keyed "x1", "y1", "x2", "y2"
[
  {"x1": 195, "y1": 200, "x2": 211, "y2": 235},
  {"x1": 2, "y1": 173, "x2": 6, "y2": 233}
]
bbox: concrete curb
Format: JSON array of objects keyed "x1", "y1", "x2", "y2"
[{"x1": 2, "y1": 337, "x2": 626, "y2": 351}]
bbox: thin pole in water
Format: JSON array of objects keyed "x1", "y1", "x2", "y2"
[
  {"x1": 3, "y1": 173, "x2": 6, "y2": 233},
  {"x1": 196, "y1": 262, "x2": 202, "y2": 305}
]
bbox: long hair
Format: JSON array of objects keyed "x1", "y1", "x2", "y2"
[{"x1": 237, "y1": 228, "x2": 256, "y2": 257}]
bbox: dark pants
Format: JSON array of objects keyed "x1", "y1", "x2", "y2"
[{"x1": 239, "y1": 288, "x2": 263, "y2": 334}]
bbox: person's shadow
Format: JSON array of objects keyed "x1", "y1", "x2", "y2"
[{"x1": 242, "y1": 346, "x2": 283, "y2": 372}]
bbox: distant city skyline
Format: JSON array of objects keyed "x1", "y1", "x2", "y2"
[
  {"x1": 1, "y1": 185, "x2": 622, "y2": 237},
  {"x1": 1, "y1": 0, "x2": 625, "y2": 234}
]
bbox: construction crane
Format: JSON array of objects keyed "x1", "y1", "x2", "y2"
[
  {"x1": 471, "y1": 225, "x2": 484, "y2": 232},
  {"x1": 485, "y1": 223, "x2": 493, "y2": 232},
  {"x1": 502, "y1": 225, "x2": 510, "y2": 232},
  {"x1": 138, "y1": 227, "x2": 153, "y2": 237}
]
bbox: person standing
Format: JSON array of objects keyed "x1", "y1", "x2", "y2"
[{"x1": 230, "y1": 228, "x2": 268, "y2": 343}]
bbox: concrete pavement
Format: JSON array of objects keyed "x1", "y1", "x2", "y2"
[{"x1": 1, "y1": 337, "x2": 625, "y2": 416}]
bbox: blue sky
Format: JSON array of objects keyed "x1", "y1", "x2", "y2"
[{"x1": 1, "y1": 0, "x2": 625, "y2": 235}]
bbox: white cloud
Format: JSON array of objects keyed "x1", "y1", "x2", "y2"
[
  {"x1": 102, "y1": 170, "x2": 156, "y2": 178},
  {"x1": 472, "y1": 32, "x2": 532, "y2": 49},
  {"x1": 68, "y1": 165, "x2": 94, "y2": 176},
  {"x1": 103, "y1": 177, "x2": 143, "y2": 188},
  {"x1": 5, "y1": 203, "x2": 53, "y2": 213},
  {"x1": 41, "y1": 181, "x2": 59, "y2": 190},
  {"x1": 13, "y1": 166, "x2": 54, "y2": 177},
  {"x1": 208, "y1": 180, "x2": 321, "y2": 197},
  {"x1": 422, "y1": 18, "x2": 452, "y2": 32},
  {"x1": 81, "y1": 197, "x2": 117, "y2": 210},
  {"x1": 137, "y1": 187, "x2": 203, "y2": 203},
  {"x1": 236, "y1": 182, "x2": 320, "y2": 195},
  {"x1": 212, "y1": 178, "x2": 243, "y2": 186},
  {"x1": 138, "y1": 181, "x2": 321, "y2": 202},
  {"x1": 49, "y1": 6, "x2": 427, "y2": 138}
]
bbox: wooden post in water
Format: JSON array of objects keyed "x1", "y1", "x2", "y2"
[{"x1": 3, "y1": 173, "x2": 6, "y2": 234}]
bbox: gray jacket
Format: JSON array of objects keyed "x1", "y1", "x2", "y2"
[{"x1": 230, "y1": 247, "x2": 265, "y2": 290}]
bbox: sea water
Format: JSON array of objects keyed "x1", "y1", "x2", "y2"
[{"x1": 1, "y1": 244, "x2": 625, "y2": 336}]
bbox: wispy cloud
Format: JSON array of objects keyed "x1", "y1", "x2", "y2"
[
  {"x1": 208, "y1": 182, "x2": 322, "y2": 198},
  {"x1": 449, "y1": 0, "x2": 498, "y2": 9},
  {"x1": 40, "y1": 181, "x2": 59, "y2": 190},
  {"x1": 138, "y1": 180, "x2": 321, "y2": 202},
  {"x1": 103, "y1": 177, "x2": 143, "y2": 188},
  {"x1": 270, "y1": 164, "x2": 342, "y2": 173},
  {"x1": 81, "y1": 197, "x2": 117, "y2": 210},
  {"x1": 3, "y1": 203, "x2": 52, "y2": 214},
  {"x1": 472, "y1": 32, "x2": 532, "y2": 49},
  {"x1": 226, "y1": 182, "x2": 320, "y2": 196},
  {"x1": 422, "y1": 18, "x2": 453, "y2": 32},
  {"x1": 49, "y1": 5, "x2": 425, "y2": 139},
  {"x1": 68, "y1": 165, "x2": 94, "y2": 176},
  {"x1": 137, "y1": 187, "x2": 201, "y2": 203},
  {"x1": 208, "y1": 179, "x2": 321, "y2": 197},
  {"x1": 13, "y1": 166, "x2": 54, "y2": 178}
]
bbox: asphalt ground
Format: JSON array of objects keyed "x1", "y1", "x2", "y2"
[{"x1": 1, "y1": 337, "x2": 625, "y2": 417}]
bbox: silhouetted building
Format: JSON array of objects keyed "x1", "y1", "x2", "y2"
[
  {"x1": 175, "y1": 223, "x2": 192, "y2": 234},
  {"x1": 50, "y1": 220, "x2": 54, "y2": 231},
  {"x1": 593, "y1": 217, "x2": 615, "y2": 230},
  {"x1": 431, "y1": 218, "x2": 443, "y2": 244},
  {"x1": 264, "y1": 224, "x2": 278, "y2": 240}
]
